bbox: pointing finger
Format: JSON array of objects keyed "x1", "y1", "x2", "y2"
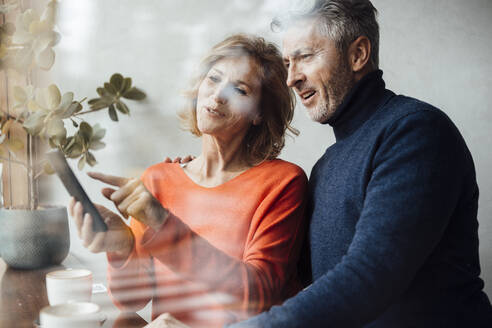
[
  {"x1": 110, "y1": 178, "x2": 141, "y2": 204},
  {"x1": 87, "y1": 171, "x2": 129, "y2": 187},
  {"x1": 101, "y1": 187, "x2": 117, "y2": 200}
]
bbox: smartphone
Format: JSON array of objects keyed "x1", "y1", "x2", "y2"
[{"x1": 47, "y1": 150, "x2": 108, "y2": 232}]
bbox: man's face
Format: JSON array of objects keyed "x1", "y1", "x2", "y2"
[{"x1": 282, "y1": 19, "x2": 355, "y2": 123}]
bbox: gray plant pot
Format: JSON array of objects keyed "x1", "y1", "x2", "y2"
[{"x1": 0, "y1": 206, "x2": 70, "y2": 269}]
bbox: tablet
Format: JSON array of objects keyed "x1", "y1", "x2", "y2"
[{"x1": 47, "y1": 150, "x2": 108, "y2": 232}]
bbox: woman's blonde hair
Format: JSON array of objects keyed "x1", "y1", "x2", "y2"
[{"x1": 179, "y1": 34, "x2": 298, "y2": 165}]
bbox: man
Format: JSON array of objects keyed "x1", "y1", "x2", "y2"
[{"x1": 228, "y1": 0, "x2": 492, "y2": 327}]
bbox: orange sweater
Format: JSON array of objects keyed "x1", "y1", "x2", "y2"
[{"x1": 107, "y1": 160, "x2": 307, "y2": 327}]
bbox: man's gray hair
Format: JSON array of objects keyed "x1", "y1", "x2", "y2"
[{"x1": 273, "y1": 0, "x2": 380, "y2": 69}]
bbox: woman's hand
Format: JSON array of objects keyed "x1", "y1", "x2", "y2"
[
  {"x1": 87, "y1": 172, "x2": 170, "y2": 231},
  {"x1": 68, "y1": 197, "x2": 134, "y2": 257},
  {"x1": 143, "y1": 313, "x2": 191, "y2": 328}
]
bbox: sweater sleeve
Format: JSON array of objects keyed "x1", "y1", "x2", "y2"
[
  {"x1": 227, "y1": 110, "x2": 471, "y2": 327},
  {"x1": 106, "y1": 217, "x2": 155, "y2": 312},
  {"x1": 139, "y1": 169, "x2": 308, "y2": 320}
]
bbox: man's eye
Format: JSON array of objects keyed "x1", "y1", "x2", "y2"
[
  {"x1": 301, "y1": 54, "x2": 312, "y2": 60},
  {"x1": 208, "y1": 76, "x2": 220, "y2": 83}
]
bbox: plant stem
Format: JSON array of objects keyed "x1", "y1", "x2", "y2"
[
  {"x1": 2, "y1": 6, "x2": 13, "y2": 208},
  {"x1": 26, "y1": 70, "x2": 38, "y2": 210},
  {"x1": 73, "y1": 106, "x2": 108, "y2": 117}
]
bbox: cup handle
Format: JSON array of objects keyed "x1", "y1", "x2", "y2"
[{"x1": 98, "y1": 312, "x2": 107, "y2": 326}]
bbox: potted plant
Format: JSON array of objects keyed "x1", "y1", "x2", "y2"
[{"x1": 0, "y1": 0, "x2": 146, "y2": 269}]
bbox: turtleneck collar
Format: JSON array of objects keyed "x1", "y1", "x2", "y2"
[{"x1": 325, "y1": 69, "x2": 389, "y2": 141}]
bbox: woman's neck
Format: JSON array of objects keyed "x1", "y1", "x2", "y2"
[{"x1": 184, "y1": 134, "x2": 252, "y2": 187}]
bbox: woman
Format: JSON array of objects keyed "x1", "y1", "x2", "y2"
[{"x1": 69, "y1": 34, "x2": 307, "y2": 328}]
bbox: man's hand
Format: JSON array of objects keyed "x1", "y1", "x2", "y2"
[
  {"x1": 143, "y1": 313, "x2": 191, "y2": 328},
  {"x1": 68, "y1": 197, "x2": 134, "y2": 257},
  {"x1": 88, "y1": 172, "x2": 170, "y2": 231},
  {"x1": 163, "y1": 155, "x2": 195, "y2": 164}
]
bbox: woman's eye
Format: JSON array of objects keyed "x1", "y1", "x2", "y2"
[
  {"x1": 301, "y1": 54, "x2": 312, "y2": 60},
  {"x1": 235, "y1": 87, "x2": 247, "y2": 95},
  {"x1": 208, "y1": 75, "x2": 220, "y2": 83}
]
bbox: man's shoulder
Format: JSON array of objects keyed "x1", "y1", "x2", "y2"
[
  {"x1": 377, "y1": 94, "x2": 454, "y2": 133},
  {"x1": 383, "y1": 94, "x2": 443, "y2": 119}
]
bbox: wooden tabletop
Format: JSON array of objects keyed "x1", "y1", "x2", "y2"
[{"x1": 0, "y1": 255, "x2": 148, "y2": 328}]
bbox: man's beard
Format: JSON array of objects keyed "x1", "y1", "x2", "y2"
[{"x1": 308, "y1": 58, "x2": 355, "y2": 124}]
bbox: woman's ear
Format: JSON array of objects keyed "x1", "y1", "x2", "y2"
[{"x1": 252, "y1": 114, "x2": 262, "y2": 126}]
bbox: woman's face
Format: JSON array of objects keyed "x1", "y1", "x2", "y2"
[{"x1": 196, "y1": 56, "x2": 262, "y2": 140}]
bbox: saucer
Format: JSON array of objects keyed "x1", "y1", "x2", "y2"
[{"x1": 33, "y1": 312, "x2": 107, "y2": 327}]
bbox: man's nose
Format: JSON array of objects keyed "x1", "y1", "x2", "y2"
[{"x1": 286, "y1": 63, "x2": 305, "y2": 88}]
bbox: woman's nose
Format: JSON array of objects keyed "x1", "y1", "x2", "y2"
[{"x1": 213, "y1": 85, "x2": 229, "y2": 104}]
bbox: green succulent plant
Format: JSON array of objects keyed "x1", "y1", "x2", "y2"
[
  {"x1": 0, "y1": 0, "x2": 147, "y2": 210},
  {"x1": 10, "y1": 73, "x2": 146, "y2": 173},
  {"x1": 88, "y1": 73, "x2": 146, "y2": 122}
]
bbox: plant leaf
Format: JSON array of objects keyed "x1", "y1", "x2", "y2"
[
  {"x1": 49, "y1": 135, "x2": 66, "y2": 148},
  {"x1": 123, "y1": 87, "x2": 146, "y2": 100},
  {"x1": 23, "y1": 111, "x2": 45, "y2": 135},
  {"x1": 89, "y1": 140, "x2": 105, "y2": 150},
  {"x1": 110, "y1": 73, "x2": 123, "y2": 91},
  {"x1": 46, "y1": 118, "x2": 66, "y2": 139},
  {"x1": 36, "y1": 46, "x2": 55, "y2": 70},
  {"x1": 66, "y1": 141, "x2": 83, "y2": 158},
  {"x1": 92, "y1": 124, "x2": 106, "y2": 140},
  {"x1": 86, "y1": 151, "x2": 97, "y2": 166},
  {"x1": 62, "y1": 101, "x2": 82, "y2": 118},
  {"x1": 57, "y1": 91, "x2": 74, "y2": 114},
  {"x1": 115, "y1": 101, "x2": 129, "y2": 114},
  {"x1": 104, "y1": 82, "x2": 117, "y2": 95},
  {"x1": 96, "y1": 87, "x2": 106, "y2": 97},
  {"x1": 79, "y1": 122, "x2": 93, "y2": 144},
  {"x1": 63, "y1": 136, "x2": 75, "y2": 150},
  {"x1": 120, "y1": 77, "x2": 132, "y2": 93},
  {"x1": 45, "y1": 84, "x2": 61, "y2": 109},
  {"x1": 77, "y1": 155, "x2": 86, "y2": 170},
  {"x1": 88, "y1": 98, "x2": 100, "y2": 105},
  {"x1": 108, "y1": 104, "x2": 118, "y2": 121},
  {"x1": 89, "y1": 100, "x2": 109, "y2": 111}
]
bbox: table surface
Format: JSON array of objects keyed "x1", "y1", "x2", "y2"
[{"x1": 0, "y1": 254, "x2": 149, "y2": 328}]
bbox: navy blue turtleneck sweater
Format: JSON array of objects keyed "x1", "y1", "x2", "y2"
[{"x1": 228, "y1": 70, "x2": 492, "y2": 327}]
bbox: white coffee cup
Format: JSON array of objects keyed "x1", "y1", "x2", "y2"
[
  {"x1": 46, "y1": 268, "x2": 93, "y2": 305},
  {"x1": 40, "y1": 302, "x2": 102, "y2": 328}
]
